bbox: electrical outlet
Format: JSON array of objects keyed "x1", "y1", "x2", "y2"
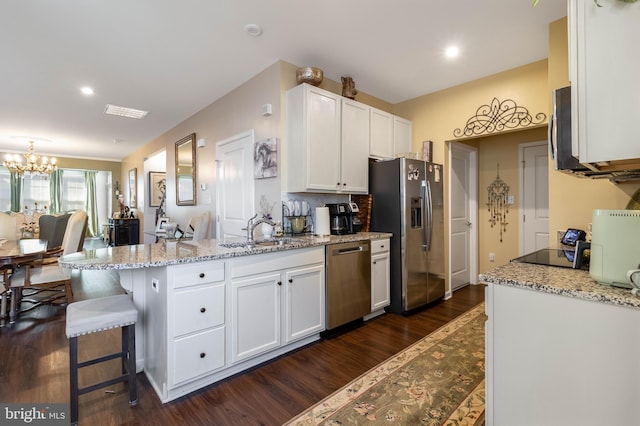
[
  {"x1": 152, "y1": 278, "x2": 160, "y2": 293},
  {"x1": 489, "y1": 252, "x2": 495, "y2": 262},
  {"x1": 506, "y1": 195, "x2": 515, "y2": 205}
]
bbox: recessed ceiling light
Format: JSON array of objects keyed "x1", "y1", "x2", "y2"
[
  {"x1": 244, "y1": 24, "x2": 263, "y2": 36},
  {"x1": 445, "y1": 46, "x2": 460, "y2": 59},
  {"x1": 104, "y1": 104, "x2": 149, "y2": 119},
  {"x1": 81, "y1": 86, "x2": 94, "y2": 95}
]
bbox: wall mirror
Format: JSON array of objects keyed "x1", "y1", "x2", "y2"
[{"x1": 175, "y1": 133, "x2": 196, "y2": 206}]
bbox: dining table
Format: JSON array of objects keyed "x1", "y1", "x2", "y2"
[{"x1": 0, "y1": 238, "x2": 48, "y2": 325}]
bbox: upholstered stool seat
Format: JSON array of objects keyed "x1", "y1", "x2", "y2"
[{"x1": 66, "y1": 294, "x2": 138, "y2": 425}]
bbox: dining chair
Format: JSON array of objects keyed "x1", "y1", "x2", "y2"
[
  {"x1": 8, "y1": 210, "x2": 88, "y2": 313},
  {"x1": 38, "y1": 213, "x2": 72, "y2": 251}
]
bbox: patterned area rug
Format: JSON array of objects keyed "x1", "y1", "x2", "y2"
[{"x1": 286, "y1": 304, "x2": 486, "y2": 425}]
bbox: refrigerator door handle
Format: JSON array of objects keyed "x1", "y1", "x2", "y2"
[{"x1": 421, "y1": 180, "x2": 433, "y2": 250}]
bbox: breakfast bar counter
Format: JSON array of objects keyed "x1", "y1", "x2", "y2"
[
  {"x1": 58, "y1": 232, "x2": 392, "y2": 404},
  {"x1": 480, "y1": 262, "x2": 640, "y2": 426},
  {"x1": 59, "y1": 232, "x2": 392, "y2": 270}
]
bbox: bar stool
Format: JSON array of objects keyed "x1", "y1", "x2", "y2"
[{"x1": 65, "y1": 294, "x2": 138, "y2": 425}]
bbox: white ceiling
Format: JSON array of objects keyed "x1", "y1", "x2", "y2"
[{"x1": 0, "y1": 0, "x2": 567, "y2": 162}]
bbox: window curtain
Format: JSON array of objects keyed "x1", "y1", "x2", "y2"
[
  {"x1": 10, "y1": 172, "x2": 22, "y2": 212},
  {"x1": 85, "y1": 171, "x2": 98, "y2": 237},
  {"x1": 49, "y1": 169, "x2": 63, "y2": 214}
]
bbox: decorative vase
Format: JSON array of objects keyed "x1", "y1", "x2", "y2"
[
  {"x1": 296, "y1": 67, "x2": 323, "y2": 86},
  {"x1": 261, "y1": 222, "x2": 273, "y2": 239}
]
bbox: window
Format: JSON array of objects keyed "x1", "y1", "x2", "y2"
[
  {"x1": 22, "y1": 173, "x2": 51, "y2": 211},
  {"x1": 61, "y1": 170, "x2": 86, "y2": 212}
]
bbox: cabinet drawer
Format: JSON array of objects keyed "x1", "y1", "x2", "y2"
[
  {"x1": 173, "y1": 283, "x2": 225, "y2": 336},
  {"x1": 170, "y1": 261, "x2": 225, "y2": 288},
  {"x1": 371, "y1": 239, "x2": 390, "y2": 254},
  {"x1": 171, "y1": 327, "x2": 225, "y2": 386}
]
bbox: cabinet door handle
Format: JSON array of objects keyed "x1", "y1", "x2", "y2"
[
  {"x1": 373, "y1": 261, "x2": 377, "y2": 265},
  {"x1": 288, "y1": 278, "x2": 293, "y2": 284},
  {"x1": 342, "y1": 182, "x2": 347, "y2": 187},
  {"x1": 200, "y1": 307, "x2": 206, "y2": 313},
  {"x1": 199, "y1": 273, "x2": 205, "y2": 278},
  {"x1": 200, "y1": 352, "x2": 206, "y2": 358},
  {"x1": 277, "y1": 281, "x2": 282, "y2": 286}
]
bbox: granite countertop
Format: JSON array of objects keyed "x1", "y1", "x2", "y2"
[
  {"x1": 59, "y1": 232, "x2": 392, "y2": 271},
  {"x1": 479, "y1": 262, "x2": 640, "y2": 310}
]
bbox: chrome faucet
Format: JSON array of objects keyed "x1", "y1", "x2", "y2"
[{"x1": 243, "y1": 214, "x2": 276, "y2": 243}]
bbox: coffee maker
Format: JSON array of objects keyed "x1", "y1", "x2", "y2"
[{"x1": 326, "y1": 202, "x2": 362, "y2": 235}]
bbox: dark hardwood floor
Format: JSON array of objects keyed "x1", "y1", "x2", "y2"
[{"x1": 0, "y1": 269, "x2": 485, "y2": 426}]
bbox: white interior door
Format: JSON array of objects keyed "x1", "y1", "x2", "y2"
[
  {"x1": 215, "y1": 130, "x2": 255, "y2": 239},
  {"x1": 520, "y1": 142, "x2": 549, "y2": 254},
  {"x1": 449, "y1": 143, "x2": 478, "y2": 292}
]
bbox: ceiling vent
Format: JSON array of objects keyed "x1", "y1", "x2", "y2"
[{"x1": 104, "y1": 104, "x2": 149, "y2": 119}]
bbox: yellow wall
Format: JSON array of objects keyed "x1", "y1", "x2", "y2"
[
  {"x1": 394, "y1": 61, "x2": 550, "y2": 278},
  {"x1": 477, "y1": 127, "x2": 547, "y2": 272},
  {"x1": 547, "y1": 17, "x2": 640, "y2": 236}
]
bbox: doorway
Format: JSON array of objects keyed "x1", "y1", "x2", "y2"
[
  {"x1": 448, "y1": 142, "x2": 478, "y2": 294},
  {"x1": 519, "y1": 141, "x2": 549, "y2": 255}
]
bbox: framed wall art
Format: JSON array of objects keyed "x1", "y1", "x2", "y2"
[
  {"x1": 254, "y1": 137, "x2": 277, "y2": 179},
  {"x1": 149, "y1": 171, "x2": 166, "y2": 208}
]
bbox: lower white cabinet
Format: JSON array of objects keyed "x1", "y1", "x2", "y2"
[
  {"x1": 486, "y1": 283, "x2": 640, "y2": 425},
  {"x1": 141, "y1": 246, "x2": 333, "y2": 403},
  {"x1": 370, "y1": 239, "x2": 390, "y2": 312},
  {"x1": 143, "y1": 259, "x2": 228, "y2": 402},
  {"x1": 167, "y1": 261, "x2": 226, "y2": 387},
  {"x1": 230, "y1": 247, "x2": 325, "y2": 364}
]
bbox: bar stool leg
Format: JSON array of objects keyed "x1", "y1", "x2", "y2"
[
  {"x1": 126, "y1": 324, "x2": 138, "y2": 406},
  {"x1": 69, "y1": 336, "x2": 79, "y2": 426}
]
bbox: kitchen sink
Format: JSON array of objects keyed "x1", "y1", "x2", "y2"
[{"x1": 219, "y1": 238, "x2": 305, "y2": 249}]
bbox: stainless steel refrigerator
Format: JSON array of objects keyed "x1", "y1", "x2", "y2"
[{"x1": 369, "y1": 158, "x2": 445, "y2": 314}]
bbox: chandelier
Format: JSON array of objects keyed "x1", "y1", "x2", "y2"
[{"x1": 3, "y1": 141, "x2": 57, "y2": 175}]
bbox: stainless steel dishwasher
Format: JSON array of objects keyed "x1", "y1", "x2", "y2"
[{"x1": 325, "y1": 240, "x2": 371, "y2": 330}]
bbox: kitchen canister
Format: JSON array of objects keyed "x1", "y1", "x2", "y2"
[{"x1": 315, "y1": 206, "x2": 330, "y2": 236}]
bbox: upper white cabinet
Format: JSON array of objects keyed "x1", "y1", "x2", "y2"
[
  {"x1": 369, "y1": 108, "x2": 413, "y2": 160},
  {"x1": 393, "y1": 116, "x2": 412, "y2": 155},
  {"x1": 569, "y1": 0, "x2": 640, "y2": 166},
  {"x1": 287, "y1": 83, "x2": 412, "y2": 193},
  {"x1": 369, "y1": 108, "x2": 394, "y2": 159},
  {"x1": 340, "y1": 98, "x2": 370, "y2": 193},
  {"x1": 287, "y1": 84, "x2": 367, "y2": 194}
]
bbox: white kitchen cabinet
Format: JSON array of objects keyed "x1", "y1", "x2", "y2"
[
  {"x1": 485, "y1": 283, "x2": 640, "y2": 425},
  {"x1": 369, "y1": 108, "x2": 394, "y2": 159},
  {"x1": 167, "y1": 261, "x2": 226, "y2": 387},
  {"x1": 143, "y1": 259, "x2": 228, "y2": 402},
  {"x1": 230, "y1": 247, "x2": 325, "y2": 363},
  {"x1": 340, "y1": 98, "x2": 370, "y2": 193},
  {"x1": 393, "y1": 116, "x2": 412, "y2": 155},
  {"x1": 370, "y1": 238, "x2": 390, "y2": 314},
  {"x1": 286, "y1": 84, "x2": 341, "y2": 193},
  {"x1": 287, "y1": 83, "x2": 368, "y2": 194},
  {"x1": 569, "y1": 0, "x2": 640, "y2": 166},
  {"x1": 368, "y1": 108, "x2": 414, "y2": 160}
]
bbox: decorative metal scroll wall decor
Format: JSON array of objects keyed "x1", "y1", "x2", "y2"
[
  {"x1": 487, "y1": 164, "x2": 510, "y2": 243},
  {"x1": 454, "y1": 98, "x2": 546, "y2": 138}
]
